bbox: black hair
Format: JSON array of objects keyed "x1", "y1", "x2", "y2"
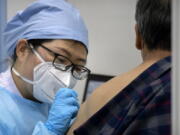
[
  {"x1": 12, "y1": 39, "x2": 53, "y2": 62},
  {"x1": 135, "y1": 0, "x2": 171, "y2": 51}
]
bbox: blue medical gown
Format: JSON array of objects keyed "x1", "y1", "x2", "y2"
[{"x1": 0, "y1": 86, "x2": 56, "y2": 135}]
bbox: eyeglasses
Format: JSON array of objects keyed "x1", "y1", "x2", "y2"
[{"x1": 37, "y1": 44, "x2": 91, "y2": 80}]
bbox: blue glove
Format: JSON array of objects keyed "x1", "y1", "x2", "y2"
[{"x1": 45, "y1": 88, "x2": 80, "y2": 135}]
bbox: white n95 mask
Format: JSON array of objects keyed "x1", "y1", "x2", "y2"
[
  {"x1": 12, "y1": 44, "x2": 77, "y2": 104},
  {"x1": 12, "y1": 63, "x2": 77, "y2": 104},
  {"x1": 33, "y1": 62, "x2": 77, "y2": 103}
]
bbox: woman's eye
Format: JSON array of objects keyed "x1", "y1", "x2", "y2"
[
  {"x1": 75, "y1": 67, "x2": 81, "y2": 72},
  {"x1": 74, "y1": 66, "x2": 85, "y2": 73},
  {"x1": 55, "y1": 56, "x2": 69, "y2": 65},
  {"x1": 58, "y1": 58, "x2": 66, "y2": 64}
]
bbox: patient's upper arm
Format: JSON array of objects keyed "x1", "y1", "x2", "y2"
[
  {"x1": 67, "y1": 75, "x2": 129, "y2": 135},
  {"x1": 67, "y1": 68, "x2": 144, "y2": 134}
]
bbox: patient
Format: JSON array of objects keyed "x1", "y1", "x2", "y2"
[{"x1": 67, "y1": 0, "x2": 171, "y2": 134}]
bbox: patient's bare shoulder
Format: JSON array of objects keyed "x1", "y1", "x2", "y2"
[{"x1": 67, "y1": 63, "x2": 152, "y2": 135}]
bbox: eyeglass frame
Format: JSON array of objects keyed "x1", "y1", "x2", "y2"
[{"x1": 30, "y1": 43, "x2": 91, "y2": 80}]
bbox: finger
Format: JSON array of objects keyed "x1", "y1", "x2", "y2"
[
  {"x1": 62, "y1": 97, "x2": 80, "y2": 108},
  {"x1": 68, "y1": 106, "x2": 79, "y2": 119},
  {"x1": 56, "y1": 88, "x2": 78, "y2": 99}
]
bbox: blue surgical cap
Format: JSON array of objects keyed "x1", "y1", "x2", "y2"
[{"x1": 3, "y1": 0, "x2": 88, "y2": 58}]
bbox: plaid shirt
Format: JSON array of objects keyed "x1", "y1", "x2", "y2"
[{"x1": 74, "y1": 56, "x2": 171, "y2": 135}]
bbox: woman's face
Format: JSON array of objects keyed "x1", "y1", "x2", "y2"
[{"x1": 14, "y1": 39, "x2": 88, "y2": 83}]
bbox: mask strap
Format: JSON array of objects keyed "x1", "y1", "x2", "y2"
[
  {"x1": 29, "y1": 44, "x2": 45, "y2": 63},
  {"x1": 12, "y1": 67, "x2": 38, "y2": 85}
]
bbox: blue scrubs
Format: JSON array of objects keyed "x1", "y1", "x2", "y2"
[{"x1": 0, "y1": 86, "x2": 55, "y2": 135}]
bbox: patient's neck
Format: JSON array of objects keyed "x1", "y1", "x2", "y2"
[{"x1": 142, "y1": 49, "x2": 171, "y2": 64}]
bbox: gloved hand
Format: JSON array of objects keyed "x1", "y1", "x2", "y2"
[{"x1": 45, "y1": 88, "x2": 80, "y2": 135}]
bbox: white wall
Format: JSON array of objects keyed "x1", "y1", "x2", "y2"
[
  {"x1": 7, "y1": 0, "x2": 141, "y2": 102},
  {"x1": 69, "y1": 0, "x2": 141, "y2": 102}
]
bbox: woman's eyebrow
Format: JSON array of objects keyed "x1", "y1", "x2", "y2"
[
  {"x1": 77, "y1": 58, "x2": 87, "y2": 65},
  {"x1": 55, "y1": 47, "x2": 72, "y2": 57}
]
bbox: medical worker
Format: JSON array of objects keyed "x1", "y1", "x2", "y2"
[{"x1": 0, "y1": 0, "x2": 90, "y2": 134}]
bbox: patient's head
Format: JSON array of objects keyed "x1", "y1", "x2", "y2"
[{"x1": 135, "y1": 0, "x2": 171, "y2": 59}]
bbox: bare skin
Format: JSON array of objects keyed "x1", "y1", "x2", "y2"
[
  {"x1": 12, "y1": 39, "x2": 87, "y2": 101},
  {"x1": 67, "y1": 24, "x2": 171, "y2": 134}
]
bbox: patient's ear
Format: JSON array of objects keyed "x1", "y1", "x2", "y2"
[{"x1": 135, "y1": 24, "x2": 143, "y2": 50}]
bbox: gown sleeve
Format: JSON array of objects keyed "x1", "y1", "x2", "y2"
[{"x1": 32, "y1": 121, "x2": 57, "y2": 135}]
